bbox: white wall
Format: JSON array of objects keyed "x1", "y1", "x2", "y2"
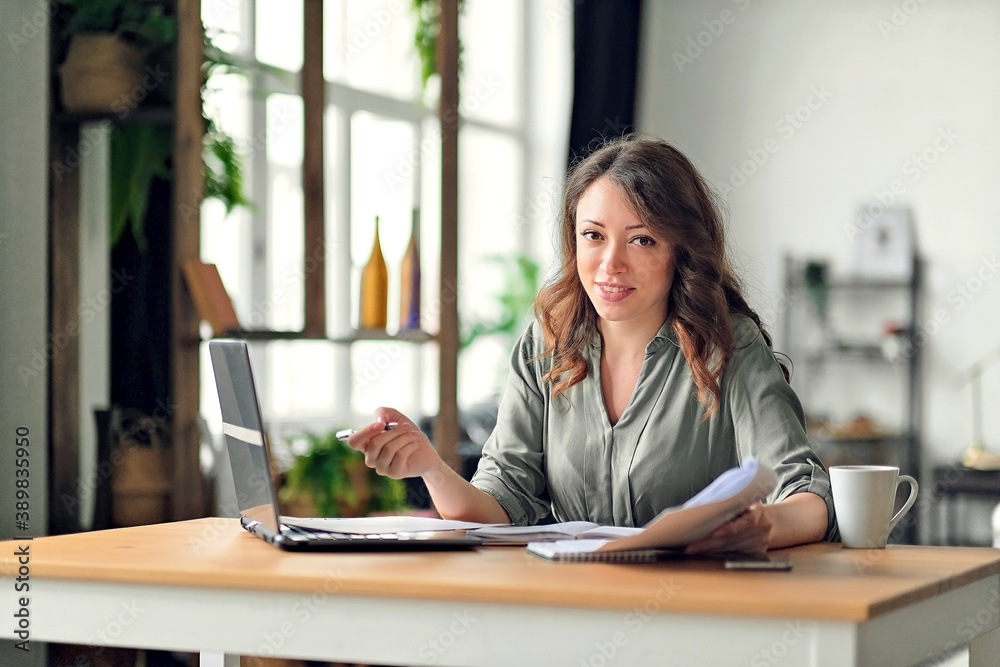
[
  {"x1": 638, "y1": 0, "x2": 1000, "y2": 539},
  {"x1": 0, "y1": 1, "x2": 50, "y2": 662},
  {"x1": 0, "y1": 1, "x2": 50, "y2": 533}
]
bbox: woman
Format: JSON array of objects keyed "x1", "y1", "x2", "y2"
[{"x1": 347, "y1": 135, "x2": 835, "y2": 553}]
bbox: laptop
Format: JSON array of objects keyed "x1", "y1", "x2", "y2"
[{"x1": 208, "y1": 340, "x2": 482, "y2": 551}]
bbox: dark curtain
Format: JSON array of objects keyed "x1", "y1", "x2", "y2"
[{"x1": 568, "y1": 0, "x2": 644, "y2": 164}]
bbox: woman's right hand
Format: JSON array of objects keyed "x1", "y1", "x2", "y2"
[
  {"x1": 344, "y1": 407, "x2": 444, "y2": 480},
  {"x1": 346, "y1": 407, "x2": 510, "y2": 524}
]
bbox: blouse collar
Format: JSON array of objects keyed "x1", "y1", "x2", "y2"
[{"x1": 587, "y1": 318, "x2": 680, "y2": 355}]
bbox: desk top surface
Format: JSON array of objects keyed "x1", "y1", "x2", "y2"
[{"x1": 4, "y1": 518, "x2": 1000, "y2": 622}]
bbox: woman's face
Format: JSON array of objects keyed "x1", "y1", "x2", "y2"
[{"x1": 575, "y1": 177, "x2": 676, "y2": 333}]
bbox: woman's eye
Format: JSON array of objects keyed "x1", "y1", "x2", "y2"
[
  {"x1": 580, "y1": 230, "x2": 601, "y2": 241},
  {"x1": 632, "y1": 235, "x2": 655, "y2": 247}
]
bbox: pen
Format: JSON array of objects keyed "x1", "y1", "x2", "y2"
[{"x1": 336, "y1": 422, "x2": 398, "y2": 441}]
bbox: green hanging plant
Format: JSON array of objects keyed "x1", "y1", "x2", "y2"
[
  {"x1": 201, "y1": 32, "x2": 256, "y2": 217},
  {"x1": 202, "y1": 118, "x2": 250, "y2": 217},
  {"x1": 109, "y1": 124, "x2": 174, "y2": 251},
  {"x1": 411, "y1": 0, "x2": 440, "y2": 90},
  {"x1": 411, "y1": 0, "x2": 465, "y2": 93}
]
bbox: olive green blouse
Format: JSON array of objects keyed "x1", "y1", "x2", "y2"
[{"x1": 470, "y1": 316, "x2": 836, "y2": 539}]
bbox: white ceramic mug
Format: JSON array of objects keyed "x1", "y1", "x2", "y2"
[{"x1": 830, "y1": 465, "x2": 918, "y2": 549}]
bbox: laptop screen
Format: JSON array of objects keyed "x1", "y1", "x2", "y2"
[{"x1": 209, "y1": 341, "x2": 282, "y2": 534}]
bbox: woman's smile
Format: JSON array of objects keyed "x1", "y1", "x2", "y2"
[{"x1": 596, "y1": 282, "x2": 634, "y2": 301}]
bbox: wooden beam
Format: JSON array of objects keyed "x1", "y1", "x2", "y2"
[
  {"x1": 49, "y1": 121, "x2": 82, "y2": 535},
  {"x1": 435, "y1": 0, "x2": 461, "y2": 473},
  {"x1": 302, "y1": 0, "x2": 326, "y2": 337},
  {"x1": 171, "y1": 0, "x2": 206, "y2": 520}
]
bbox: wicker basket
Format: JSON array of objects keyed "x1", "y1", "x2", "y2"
[
  {"x1": 110, "y1": 409, "x2": 173, "y2": 527},
  {"x1": 111, "y1": 444, "x2": 172, "y2": 526},
  {"x1": 58, "y1": 33, "x2": 145, "y2": 112}
]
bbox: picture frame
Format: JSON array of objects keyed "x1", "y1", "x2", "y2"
[{"x1": 851, "y1": 207, "x2": 915, "y2": 280}]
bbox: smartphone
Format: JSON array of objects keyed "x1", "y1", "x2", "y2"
[
  {"x1": 723, "y1": 553, "x2": 793, "y2": 571},
  {"x1": 336, "y1": 422, "x2": 398, "y2": 441}
]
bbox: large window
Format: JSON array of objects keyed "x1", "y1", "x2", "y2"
[{"x1": 199, "y1": 0, "x2": 570, "y2": 448}]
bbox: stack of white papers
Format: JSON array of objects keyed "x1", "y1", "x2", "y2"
[
  {"x1": 281, "y1": 515, "x2": 495, "y2": 534},
  {"x1": 526, "y1": 457, "x2": 777, "y2": 561}
]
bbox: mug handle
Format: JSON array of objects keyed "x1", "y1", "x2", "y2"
[{"x1": 888, "y1": 475, "x2": 919, "y2": 532}]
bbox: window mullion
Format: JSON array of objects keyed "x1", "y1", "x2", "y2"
[
  {"x1": 517, "y1": 0, "x2": 532, "y2": 258},
  {"x1": 327, "y1": 81, "x2": 430, "y2": 125},
  {"x1": 331, "y1": 107, "x2": 353, "y2": 408},
  {"x1": 247, "y1": 0, "x2": 273, "y2": 413}
]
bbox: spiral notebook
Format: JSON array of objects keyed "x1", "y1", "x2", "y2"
[
  {"x1": 526, "y1": 540, "x2": 682, "y2": 563},
  {"x1": 526, "y1": 457, "x2": 777, "y2": 562}
]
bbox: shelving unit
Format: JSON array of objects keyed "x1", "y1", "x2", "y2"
[
  {"x1": 47, "y1": 0, "x2": 206, "y2": 531},
  {"x1": 48, "y1": 0, "x2": 464, "y2": 531},
  {"x1": 781, "y1": 254, "x2": 922, "y2": 543},
  {"x1": 227, "y1": 330, "x2": 437, "y2": 343}
]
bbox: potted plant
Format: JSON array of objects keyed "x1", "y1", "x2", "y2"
[
  {"x1": 459, "y1": 252, "x2": 541, "y2": 398},
  {"x1": 58, "y1": 0, "x2": 176, "y2": 112},
  {"x1": 281, "y1": 430, "x2": 408, "y2": 518},
  {"x1": 108, "y1": 406, "x2": 173, "y2": 527},
  {"x1": 460, "y1": 253, "x2": 540, "y2": 351}
]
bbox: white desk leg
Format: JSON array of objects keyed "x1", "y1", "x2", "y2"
[
  {"x1": 970, "y1": 625, "x2": 1000, "y2": 667},
  {"x1": 200, "y1": 651, "x2": 240, "y2": 667}
]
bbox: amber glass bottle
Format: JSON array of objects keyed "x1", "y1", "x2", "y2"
[
  {"x1": 359, "y1": 216, "x2": 388, "y2": 329},
  {"x1": 399, "y1": 209, "x2": 421, "y2": 330}
]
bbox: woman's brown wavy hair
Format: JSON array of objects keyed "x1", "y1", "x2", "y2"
[{"x1": 534, "y1": 135, "x2": 782, "y2": 417}]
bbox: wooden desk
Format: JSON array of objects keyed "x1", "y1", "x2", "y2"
[{"x1": 3, "y1": 518, "x2": 1000, "y2": 666}]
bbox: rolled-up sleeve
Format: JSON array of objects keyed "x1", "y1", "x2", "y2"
[
  {"x1": 470, "y1": 324, "x2": 552, "y2": 526},
  {"x1": 725, "y1": 326, "x2": 838, "y2": 541}
]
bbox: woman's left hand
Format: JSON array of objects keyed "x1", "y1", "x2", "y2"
[{"x1": 684, "y1": 502, "x2": 773, "y2": 555}]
